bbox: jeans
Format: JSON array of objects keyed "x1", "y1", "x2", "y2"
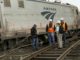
[
  {"x1": 62, "y1": 32, "x2": 68, "y2": 47},
  {"x1": 32, "y1": 37, "x2": 39, "y2": 50},
  {"x1": 62, "y1": 33, "x2": 66, "y2": 41},
  {"x1": 48, "y1": 32, "x2": 55, "y2": 45}
]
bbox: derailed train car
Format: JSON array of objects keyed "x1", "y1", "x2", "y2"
[{"x1": 0, "y1": 0, "x2": 79, "y2": 50}]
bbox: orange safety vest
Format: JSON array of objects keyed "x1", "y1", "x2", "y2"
[{"x1": 48, "y1": 28, "x2": 55, "y2": 32}]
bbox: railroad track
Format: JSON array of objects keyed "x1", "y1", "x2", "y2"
[
  {"x1": 29, "y1": 40, "x2": 80, "y2": 60},
  {"x1": 0, "y1": 42, "x2": 48, "y2": 60},
  {"x1": 64, "y1": 45, "x2": 80, "y2": 60},
  {"x1": 0, "y1": 34, "x2": 79, "y2": 60},
  {"x1": 0, "y1": 43, "x2": 31, "y2": 59},
  {"x1": 23, "y1": 35, "x2": 79, "y2": 60}
]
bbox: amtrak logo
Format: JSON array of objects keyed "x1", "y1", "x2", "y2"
[{"x1": 41, "y1": 11, "x2": 56, "y2": 20}]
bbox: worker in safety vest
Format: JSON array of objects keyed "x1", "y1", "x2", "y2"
[
  {"x1": 60, "y1": 18, "x2": 68, "y2": 32},
  {"x1": 60, "y1": 18, "x2": 68, "y2": 47},
  {"x1": 48, "y1": 19, "x2": 55, "y2": 46}
]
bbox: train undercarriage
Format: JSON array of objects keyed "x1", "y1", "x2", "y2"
[{"x1": 0, "y1": 28, "x2": 80, "y2": 51}]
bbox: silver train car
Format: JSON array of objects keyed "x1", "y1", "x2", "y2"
[{"x1": 0, "y1": 0, "x2": 79, "y2": 50}]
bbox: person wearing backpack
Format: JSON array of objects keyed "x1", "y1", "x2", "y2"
[{"x1": 31, "y1": 24, "x2": 39, "y2": 51}]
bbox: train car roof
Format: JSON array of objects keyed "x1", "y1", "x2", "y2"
[{"x1": 27, "y1": 0, "x2": 77, "y2": 8}]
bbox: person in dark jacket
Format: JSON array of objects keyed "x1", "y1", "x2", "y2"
[
  {"x1": 60, "y1": 18, "x2": 68, "y2": 47},
  {"x1": 31, "y1": 24, "x2": 39, "y2": 50}
]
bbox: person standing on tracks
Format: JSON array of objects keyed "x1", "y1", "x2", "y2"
[
  {"x1": 31, "y1": 24, "x2": 39, "y2": 51},
  {"x1": 56, "y1": 20, "x2": 63, "y2": 48},
  {"x1": 60, "y1": 18, "x2": 68, "y2": 47},
  {"x1": 48, "y1": 19, "x2": 55, "y2": 46}
]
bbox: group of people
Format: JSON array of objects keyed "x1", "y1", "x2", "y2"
[
  {"x1": 47, "y1": 18, "x2": 68, "y2": 49},
  {"x1": 31, "y1": 18, "x2": 68, "y2": 51}
]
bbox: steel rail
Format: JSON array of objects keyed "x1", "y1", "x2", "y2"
[
  {"x1": 22, "y1": 35, "x2": 78, "y2": 60},
  {"x1": 22, "y1": 45, "x2": 51, "y2": 60},
  {"x1": 0, "y1": 44, "x2": 31, "y2": 58},
  {"x1": 57, "y1": 39, "x2": 80, "y2": 60}
]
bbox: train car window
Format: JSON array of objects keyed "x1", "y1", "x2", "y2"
[
  {"x1": 18, "y1": 0, "x2": 24, "y2": 8},
  {"x1": 76, "y1": 9, "x2": 79, "y2": 15},
  {"x1": 4, "y1": 0, "x2": 11, "y2": 7}
]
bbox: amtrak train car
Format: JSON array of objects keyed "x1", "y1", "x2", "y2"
[{"x1": 0, "y1": 0, "x2": 79, "y2": 50}]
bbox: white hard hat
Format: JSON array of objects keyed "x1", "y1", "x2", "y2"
[
  {"x1": 57, "y1": 20, "x2": 61, "y2": 23},
  {"x1": 49, "y1": 19, "x2": 52, "y2": 21},
  {"x1": 60, "y1": 18, "x2": 64, "y2": 20}
]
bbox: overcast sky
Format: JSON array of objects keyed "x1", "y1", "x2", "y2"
[{"x1": 48, "y1": 0, "x2": 80, "y2": 11}]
